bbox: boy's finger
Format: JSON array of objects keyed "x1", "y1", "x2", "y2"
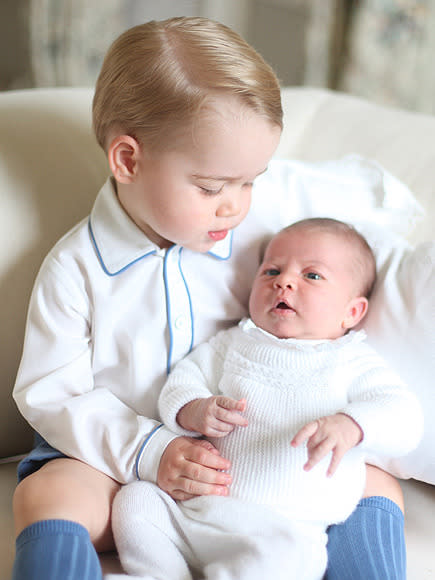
[
  {"x1": 183, "y1": 460, "x2": 232, "y2": 486},
  {"x1": 175, "y1": 478, "x2": 230, "y2": 499},
  {"x1": 187, "y1": 439, "x2": 231, "y2": 471}
]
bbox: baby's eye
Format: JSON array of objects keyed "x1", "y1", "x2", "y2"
[
  {"x1": 304, "y1": 272, "x2": 322, "y2": 280},
  {"x1": 264, "y1": 268, "x2": 280, "y2": 276}
]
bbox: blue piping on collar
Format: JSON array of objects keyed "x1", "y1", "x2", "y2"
[
  {"x1": 206, "y1": 230, "x2": 234, "y2": 261},
  {"x1": 88, "y1": 220, "x2": 156, "y2": 276},
  {"x1": 89, "y1": 220, "x2": 233, "y2": 276}
]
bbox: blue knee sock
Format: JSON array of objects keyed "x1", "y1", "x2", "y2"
[
  {"x1": 12, "y1": 519, "x2": 102, "y2": 580},
  {"x1": 325, "y1": 497, "x2": 406, "y2": 580}
]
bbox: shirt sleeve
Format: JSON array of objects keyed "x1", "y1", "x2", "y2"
[
  {"x1": 13, "y1": 257, "x2": 177, "y2": 484},
  {"x1": 341, "y1": 343, "x2": 424, "y2": 457}
]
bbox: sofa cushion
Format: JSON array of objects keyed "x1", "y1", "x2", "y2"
[
  {"x1": 364, "y1": 240, "x2": 435, "y2": 483},
  {"x1": 0, "y1": 88, "x2": 108, "y2": 458}
]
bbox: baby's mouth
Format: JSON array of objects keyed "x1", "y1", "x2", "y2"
[{"x1": 274, "y1": 299, "x2": 295, "y2": 313}]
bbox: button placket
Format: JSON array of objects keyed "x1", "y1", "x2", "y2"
[{"x1": 163, "y1": 246, "x2": 194, "y2": 373}]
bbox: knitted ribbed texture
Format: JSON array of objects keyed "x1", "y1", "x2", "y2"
[
  {"x1": 161, "y1": 319, "x2": 420, "y2": 524},
  {"x1": 12, "y1": 519, "x2": 102, "y2": 580},
  {"x1": 326, "y1": 497, "x2": 406, "y2": 580}
]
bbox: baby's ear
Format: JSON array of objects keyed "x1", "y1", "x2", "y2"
[
  {"x1": 342, "y1": 297, "x2": 369, "y2": 330},
  {"x1": 108, "y1": 135, "x2": 141, "y2": 184}
]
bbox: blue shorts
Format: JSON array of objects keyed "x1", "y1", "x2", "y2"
[{"x1": 17, "y1": 432, "x2": 67, "y2": 482}]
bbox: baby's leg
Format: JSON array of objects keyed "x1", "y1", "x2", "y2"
[
  {"x1": 12, "y1": 457, "x2": 120, "y2": 580},
  {"x1": 182, "y1": 497, "x2": 328, "y2": 580},
  {"x1": 112, "y1": 481, "x2": 194, "y2": 580}
]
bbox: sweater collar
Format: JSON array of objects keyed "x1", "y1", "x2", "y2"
[
  {"x1": 239, "y1": 318, "x2": 366, "y2": 350},
  {"x1": 89, "y1": 178, "x2": 233, "y2": 276}
]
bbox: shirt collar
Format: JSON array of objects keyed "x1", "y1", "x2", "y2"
[{"x1": 89, "y1": 178, "x2": 233, "y2": 275}]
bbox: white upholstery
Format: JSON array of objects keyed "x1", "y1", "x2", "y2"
[{"x1": 0, "y1": 87, "x2": 433, "y2": 578}]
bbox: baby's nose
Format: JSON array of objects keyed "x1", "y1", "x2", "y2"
[{"x1": 274, "y1": 275, "x2": 294, "y2": 290}]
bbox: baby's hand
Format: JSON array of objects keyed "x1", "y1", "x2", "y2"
[
  {"x1": 177, "y1": 396, "x2": 248, "y2": 437},
  {"x1": 291, "y1": 413, "x2": 363, "y2": 477}
]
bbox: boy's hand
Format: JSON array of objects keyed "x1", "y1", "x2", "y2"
[
  {"x1": 291, "y1": 413, "x2": 363, "y2": 477},
  {"x1": 157, "y1": 436, "x2": 232, "y2": 501},
  {"x1": 177, "y1": 396, "x2": 248, "y2": 437}
]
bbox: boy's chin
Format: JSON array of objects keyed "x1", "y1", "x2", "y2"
[{"x1": 183, "y1": 239, "x2": 218, "y2": 253}]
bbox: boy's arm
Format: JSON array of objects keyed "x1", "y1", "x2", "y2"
[
  {"x1": 157, "y1": 436, "x2": 232, "y2": 501},
  {"x1": 12, "y1": 260, "x2": 179, "y2": 485},
  {"x1": 14, "y1": 258, "x2": 229, "y2": 491}
]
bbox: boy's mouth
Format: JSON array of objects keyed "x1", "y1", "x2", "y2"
[{"x1": 208, "y1": 229, "x2": 228, "y2": 241}]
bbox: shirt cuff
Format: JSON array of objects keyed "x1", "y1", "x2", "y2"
[{"x1": 135, "y1": 424, "x2": 179, "y2": 482}]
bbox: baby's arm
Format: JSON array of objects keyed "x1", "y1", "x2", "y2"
[
  {"x1": 292, "y1": 340, "x2": 423, "y2": 478},
  {"x1": 291, "y1": 413, "x2": 363, "y2": 477},
  {"x1": 177, "y1": 396, "x2": 247, "y2": 437},
  {"x1": 158, "y1": 328, "x2": 248, "y2": 498}
]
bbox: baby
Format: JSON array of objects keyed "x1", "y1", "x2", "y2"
[{"x1": 110, "y1": 218, "x2": 422, "y2": 580}]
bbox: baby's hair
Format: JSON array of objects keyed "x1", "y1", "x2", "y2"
[
  {"x1": 93, "y1": 17, "x2": 283, "y2": 152},
  {"x1": 282, "y1": 218, "x2": 377, "y2": 299}
]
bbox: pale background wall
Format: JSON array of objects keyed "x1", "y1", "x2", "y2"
[{"x1": 1, "y1": 1, "x2": 435, "y2": 114}]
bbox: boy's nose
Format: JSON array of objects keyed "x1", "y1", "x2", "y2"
[
  {"x1": 216, "y1": 184, "x2": 249, "y2": 218},
  {"x1": 216, "y1": 196, "x2": 241, "y2": 218}
]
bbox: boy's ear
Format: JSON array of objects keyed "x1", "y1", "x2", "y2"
[
  {"x1": 342, "y1": 297, "x2": 369, "y2": 330},
  {"x1": 108, "y1": 135, "x2": 141, "y2": 184}
]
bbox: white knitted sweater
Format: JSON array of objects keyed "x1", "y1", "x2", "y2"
[{"x1": 159, "y1": 319, "x2": 422, "y2": 525}]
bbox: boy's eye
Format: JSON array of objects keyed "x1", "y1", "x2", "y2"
[
  {"x1": 304, "y1": 272, "x2": 322, "y2": 280},
  {"x1": 264, "y1": 268, "x2": 280, "y2": 276},
  {"x1": 199, "y1": 185, "x2": 222, "y2": 196}
]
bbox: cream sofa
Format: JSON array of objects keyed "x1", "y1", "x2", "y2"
[{"x1": 0, "y1": 87, "x2": 434, "y2": 579}]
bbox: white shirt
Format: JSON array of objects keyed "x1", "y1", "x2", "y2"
[
  {"x1": 13, "y1": 168, "x2": 291, "y2": 483},
  {"x1": 13, "y1": 158, "x2": 415, "y2": 484}
]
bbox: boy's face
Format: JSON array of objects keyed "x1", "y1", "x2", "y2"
[
  {"x1": 249, "y1": 228, "x2": 367, "y2": 340},
  {"x1": 116, "y1": 98, "x2": 281, "y2": 253}
]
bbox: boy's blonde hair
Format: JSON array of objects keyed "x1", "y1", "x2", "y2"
[
  {"x1": 93, "y1": 17, "x2": 283, "y2": 152},
  {"x1": 282, "y1": 218, "x2": 377, "y2": 299}
]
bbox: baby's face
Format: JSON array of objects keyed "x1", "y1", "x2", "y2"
[{"x1": 249, "y1": 228, "x2": 365, "y2": 340}]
